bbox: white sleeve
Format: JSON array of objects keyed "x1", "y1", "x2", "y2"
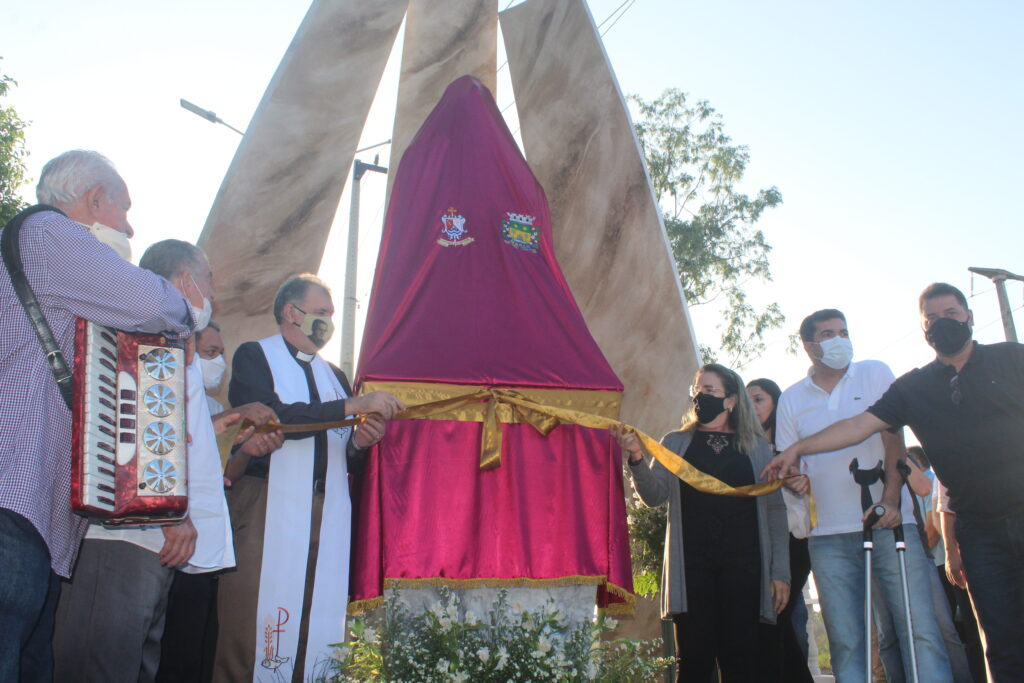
[{"x1": 775, "y1": 392, "x2": 798, "y2": 451}]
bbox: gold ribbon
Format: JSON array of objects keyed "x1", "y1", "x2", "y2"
[
  {"x1": 216, "y1": 416, "x2": 365, "y2": 465},
  {"x1": 364, "y1": 381, "x2": 810, "y2": 512}
]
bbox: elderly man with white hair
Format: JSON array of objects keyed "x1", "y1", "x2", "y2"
[{"x1": 0, "y1": 150, "x2": 196, "y2": 682}]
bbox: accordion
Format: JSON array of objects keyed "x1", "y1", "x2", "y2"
[{"x1": 70, "y1": 319, "x2": 189, "y2": 525}]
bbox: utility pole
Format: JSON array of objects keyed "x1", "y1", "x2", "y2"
[
  {"x1": 968, "y1": 267, "x2": 1024, "y2": 342},
  {"x1": 341, "y1": 157, "x2": 388, "y2": 379}
]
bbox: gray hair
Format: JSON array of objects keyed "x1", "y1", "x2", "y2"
[
  {"x1": 273, "y1": 273, "x2": 330, "y2": 323},
  {"x1": 138, "y1": 239, "x2": 207, "y2": 281},
  {"x1": 36, "y1": 150, "x2": 125, "y2": 206}
]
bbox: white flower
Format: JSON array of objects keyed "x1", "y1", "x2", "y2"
[
  {"x1": 361, "y1": 626, "x2": 377, "y2": 642},
  {"x1": 464, "y1": 609, "x2": 480, "y2": 625},
  {"x1": 531, "y1": 649, "x2": 545, "y2": 659},
  {"x1": 604, "y1": 617, "x2": 618, "y2": 630},
  {"x1": 436, "y1": 659, "x2": 450, "y2": 673},
  {"x1": 451, "y1": 672, "x2": 470, "y2": 682},
  {"x1": 496, "y1": 646, "x2": 509, "y2": 670},
  {"x1": 476, "y1": 647, "x2": 490, "y2": 663},
  {"x1": 537, "y1": 635, "x2": 552, "y2": 654}
]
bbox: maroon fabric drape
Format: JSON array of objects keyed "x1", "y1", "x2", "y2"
[{"x1": 351, "y1": 76, "x2": 633, "y2": 612}]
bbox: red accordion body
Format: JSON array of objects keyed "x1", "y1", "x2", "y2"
[{"x1": 70, "y1": 318, "x2": 189, "y2": 525}]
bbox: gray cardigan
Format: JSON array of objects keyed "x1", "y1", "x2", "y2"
[{"x1": 628, "y1": 429, "x2": 790, "y2": 624}]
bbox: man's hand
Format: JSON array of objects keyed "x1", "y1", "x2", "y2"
[
  {"x1": 347, "y1": 391, "x2": 405, "y2": 420},
  {"x1": 945, "y1": 540, "x2": 967, "y2": 589},
  {"x1": 865, "y1": 500, "x2": 902, "y2": 529},
  {"x1": 223, "y1": 402, "x2": 278, "y2": 427},
  {"x1": 771, "y1": 579, "x2": 791, "y2": 614},
  {"x1": 353, "y1": 413, "x2": 386, "y2": 449},
  {"x1": 610, "y1": 423, "x2": 644, "y2": 464},
  {"x1": 237, "y1": 429, "x2": 285, "y2": 458},
  {"x1": 782, "y1": 474, "x2": 810, "y2": 495},
  {"x1": 159, "y1": 517, "x2": 197, "y2": 567},
  {"x1": 761, "y1": 446, "x2": 800, "y2": 481}
]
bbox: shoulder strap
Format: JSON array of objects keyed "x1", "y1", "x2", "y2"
[{"x1": 1, "y1": 205, "x2": 75, "y2": 409}]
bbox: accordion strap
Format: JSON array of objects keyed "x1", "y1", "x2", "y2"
[{"x1": 1, "y1": 205, "x2": 75, "y2": 410}]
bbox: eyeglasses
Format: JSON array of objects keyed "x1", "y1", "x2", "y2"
[{"x1": 950, "y1": 374, "x2": 962, "y2": 406}]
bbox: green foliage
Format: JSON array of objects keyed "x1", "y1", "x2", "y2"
[
  {"x1": 631, "y1": 88, "x2": 784, "y2": 365},
  {"x1": 625, "y1": 489, "x2": 666, "y2": 599},
  {"x1": 325, "y1": 588, "x2": 673, "y2": 682},
  {"x1": 0, "y1": 60, "x2": 30, "y2": 225}
]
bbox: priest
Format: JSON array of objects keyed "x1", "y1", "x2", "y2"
[{"x1": 212, "y1": 273, "x2": 402, "y2": 683}]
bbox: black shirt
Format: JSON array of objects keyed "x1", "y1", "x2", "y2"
[
  {"x1": 867, "y1": 342, "x2": 1024, "y2": 522},
  {"x1": 229, "y1": 339, "x2": 367, "y2": 480},
  {"x1": 679, "y1": 431, "x2": 759, "y2": 552}
]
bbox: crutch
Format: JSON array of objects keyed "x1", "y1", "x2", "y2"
[
  {"x1": 893, "y1": 460, "x2": 920, "y2": 683},
  {"x1": 850, "y1": 458, "x2": 884, "y2": 683}
]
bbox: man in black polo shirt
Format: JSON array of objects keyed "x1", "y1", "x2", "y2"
[{"x1": 762, "y1": 282, "x2": 1024, "y2": 682}]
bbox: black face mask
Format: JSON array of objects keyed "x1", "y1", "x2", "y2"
[
  {"x1": 926, "y1": 317, "x2": 972, "y2": 356},
  {"x1": 693, "y1": 392, "x2": 727, "y2": 425}
]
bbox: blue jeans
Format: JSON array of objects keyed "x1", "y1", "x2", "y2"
[
  {"x1": 0, "y1": 508, "x2": 60, "y2": 683},
  {"x1": 956, "y1": 510, "x2": 1024, "y2": 682},
  {"x1": 808, "y1": 526, "x2": 953, "y2": 683},
  {"x1": 874, "y1": 559, "x2": 973, "y2": 682}
]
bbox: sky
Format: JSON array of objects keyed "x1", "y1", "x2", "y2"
[{"x1": 5, "y1": 0, "x2": 1024, "y2": 414}]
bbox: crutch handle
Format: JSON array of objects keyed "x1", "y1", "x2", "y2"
[{"x1": 863, "y1": 504, "x2": 886, "y2": 540}]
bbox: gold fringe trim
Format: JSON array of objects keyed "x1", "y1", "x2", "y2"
[
  {"x1": 349, "y1": 576, "x2": 637, "y2": 616},
  {"x1": 382, "y1": 574, "x2": 608, "y2": 590},
  {"x1": 348, "y1": 595, "x2": 385, "y2": 615},
  {"x1": 602, "y1": 601, "x2": 636, "y2": 617}
]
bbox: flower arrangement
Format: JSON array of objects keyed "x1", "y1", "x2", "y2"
[{"x1": 324, "y1": 587, "x2": 672, "y2": 682}]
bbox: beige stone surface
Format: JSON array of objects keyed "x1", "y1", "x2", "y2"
[
  {"x1": 384, "y1": 0, "x2": 498, "y2": 200},
  {"x1": 501, "y1": 0, "x2": 699, "y2": 438},
  {"x1": 198, "y1": 0, "x2": 408, "y2": 366}
]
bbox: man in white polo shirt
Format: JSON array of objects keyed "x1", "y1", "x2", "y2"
[{"x1": 776, "y1": 309, "x2": 952, "y2": 682}]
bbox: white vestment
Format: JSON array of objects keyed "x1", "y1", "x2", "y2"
[{"x1": 252, "y1": 334, "x2": 352, "y2": 682}]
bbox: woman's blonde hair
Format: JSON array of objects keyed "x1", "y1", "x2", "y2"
[{"x1": 680, "y1": 363, "x2": 765, "y2": 456}]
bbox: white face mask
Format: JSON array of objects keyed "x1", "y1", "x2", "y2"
[
  {"x1": 90, "y1": 222, "x2": 132, "y2": 261},
  {"x1": 199, "y1": 354, "x2": 227, "y2": 391},
  {"x1": 187, "y1": 272, "x2": 213, "y2": 331},
  {"x1": 192, "y1": 297, "x2": 213, "y2": 331},
  {"x1": 818, "y1": 336, "x2": 854, "y2": 370}
]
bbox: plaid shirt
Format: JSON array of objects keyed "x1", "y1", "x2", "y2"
[{"x1": 0, "y1": 210, "x2": 194, "y2": 576}]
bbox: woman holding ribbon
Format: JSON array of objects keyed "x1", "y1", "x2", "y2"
[{"x1": 614, "y1": 363, "x2": 790, "y2": 682}]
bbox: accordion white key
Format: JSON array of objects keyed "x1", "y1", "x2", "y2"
[{"x1": 70, "y1": 319, "x2": 188, "y2": 525}]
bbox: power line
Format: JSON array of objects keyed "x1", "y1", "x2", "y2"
[{"x1": 496, "y1": 0, "x2": 641, "y2": 115}]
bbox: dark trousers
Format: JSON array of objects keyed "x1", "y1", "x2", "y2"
[
  {"x1": 938, "y1": 564, "x2": 987, "y2": 683},
  {"x1": 156, "y1": 572, "x2": 219, "y2": 683},
  {"x1": 956, "y1": 510, "x2": 1024, "y2": 682},
  {"x1": 0, "y1": 508, "x2": 59, "y2": 683},
  {"x1": 674, "y1": 547, "x2": 760, "y2": 682},
  {"x1": 756, "y1": 534, "x2": 813, "y2": 683},
  {"x1": 52, "y1": 539, "x2": 175, "y2": 683}
]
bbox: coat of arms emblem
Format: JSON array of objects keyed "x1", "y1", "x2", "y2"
[
  {"x1": 437, "y1": 207, "x2": 475, "y2": 247},
  {"x1": 501, "y1": 212, "x2": 540, "y2": 252}
]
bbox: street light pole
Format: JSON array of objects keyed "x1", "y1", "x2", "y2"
[
  {"x1": 179, "y1": 98, "x2": 245, "y2": 136},
  {"x1": 342, "y1": 157, "x2": 388, "y2": 379},
  {"x1": 968, "y1": 267, "x2": 1024, "y2": 342}
]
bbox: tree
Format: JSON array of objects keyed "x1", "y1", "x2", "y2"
[
  {"x1": 631, "y1": 89, "x2": 783, "y2": 365},
  {"x1": 0, "y1": 60, "x2": 30, "y2": 225}
]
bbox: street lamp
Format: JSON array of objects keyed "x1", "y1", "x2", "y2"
[
  {"x1": 179, "y1": 98, "x2": 245, "y2": 136},
  {"x1": 342, "y1": 156, "x2": 389, "y2": 378}
]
